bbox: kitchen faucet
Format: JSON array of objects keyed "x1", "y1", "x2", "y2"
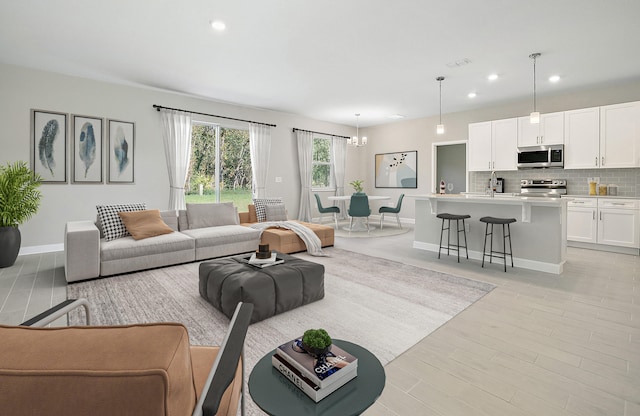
[{"x1": 489, "y1": 171, "x2": 497, "y2": 197}]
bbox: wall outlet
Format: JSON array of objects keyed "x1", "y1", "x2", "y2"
[
  {"x1": 275, "y1": 176, "x2": 282, "y2": 183},
  {"x1": 587, "y1": 177, "x2": 600, "y2": 183}
]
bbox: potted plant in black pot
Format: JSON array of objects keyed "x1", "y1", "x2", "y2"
[
  {"x1": 0, "y1": 161, "x2": 42, "y2": 268},
  {"x1": 301, "y1": 328, "x2": 332, "y2": 357}
]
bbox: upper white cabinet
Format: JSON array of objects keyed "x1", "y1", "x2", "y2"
[
  {"x1": 564, "y1": 107, "x2": 600, "y2": 169},
  {"x1": 599, "y1": 101, "x2": 640, "y2": 168},
  {"x1": 517, "y1": 112, "x2": 564, "y2": 147},
  {"x1": 468, "y1": 118, "x2": 517, "y2": 172}
]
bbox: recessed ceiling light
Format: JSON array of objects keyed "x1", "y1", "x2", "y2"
[
  {"x1": 210, "y1": 20, "x2": 226, "y2": 31},
  {"x1": 468, "y1": 92, "x2": 477, "y2": 98},
  {"x1": 389, "y1": 114, "x2": 405, "y2": 119},
  {"x1": 549, "y1": 75, "x2": 561, "y2": 83},
  {"x1": 488, "y1": 74, "x2": 499, "y2": 81}
]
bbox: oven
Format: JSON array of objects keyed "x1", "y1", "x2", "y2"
[{"x1": 520, "y1": 179, "x2": 567, "y2": 197}]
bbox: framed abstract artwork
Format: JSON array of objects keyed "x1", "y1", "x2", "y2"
[
  {"x1": 31, "y1": 109, "x2": 68, "y2": 183},
  {"x1": 375, "y1": 150, "x2": 418, "y2": 188},
  {"x1": 72, "y1": 115, "x2": 103, "y2": 183},
  {"x1": 107, "y1": 119, "x2": 135, "y2": 183}
]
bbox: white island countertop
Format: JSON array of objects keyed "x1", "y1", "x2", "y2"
[{"x1": 410, "y1": 193, "x2": 568, "y2": 223}]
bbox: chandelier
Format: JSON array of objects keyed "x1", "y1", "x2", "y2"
[{"x1": 347, "y1": 113, "x2": 367, "y2": 147}]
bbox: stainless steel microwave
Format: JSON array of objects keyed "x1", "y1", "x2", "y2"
[{"x1": 517, "y1": 144, "x2": 564, "y2": 169}]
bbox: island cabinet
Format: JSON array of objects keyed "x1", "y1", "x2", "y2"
[
  {"x1": 517, "y1": 111, "x2": 564, "y2": 147},
  {"x1": 567, "y1": 198, "x2": 640, "y2": 253},
  {"x1": 468, "y1": 118, "x2": 517, "y2": 171}
]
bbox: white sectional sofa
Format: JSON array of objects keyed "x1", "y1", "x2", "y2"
[{"x1": 64, "y1": 205, "x2": 261, "y2": 283}]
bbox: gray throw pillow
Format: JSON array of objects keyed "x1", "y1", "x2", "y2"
[
  {"x1": 265, "y1": 203, "x2": 287, "y2": 221},
  {"x1": 186, "y1": 202, "x2": 239, "y2": 229},
  {"x1": 253, "y1": 197, "x2": 283, "y2": 222}
]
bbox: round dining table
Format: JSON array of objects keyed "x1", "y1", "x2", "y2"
[{"x1": 328, "y1": 195, "x2": 390, "y2": 231}]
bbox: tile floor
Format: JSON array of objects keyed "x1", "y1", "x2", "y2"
[{"x1": 1, "y1": 227, "x2": 638, "y2": 415}]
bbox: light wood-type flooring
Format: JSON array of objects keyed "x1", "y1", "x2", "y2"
[{"x1": 1, "y1": 226, "x2": 638, "y2": 415}]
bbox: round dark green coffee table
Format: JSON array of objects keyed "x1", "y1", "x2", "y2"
[{"x1": 248, "y1": 339, "x2": 385, "y2": 416}]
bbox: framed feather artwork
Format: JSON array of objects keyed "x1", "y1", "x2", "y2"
[
  {"x1": 31, "y1": 109, "x2": 68, "y2": 183},
  {"x1": 72, "y1": 115, "x2": 103, "y2": 183},
  {"x1": 107, "y1": 120, "x2": 135, "y2": 183}
]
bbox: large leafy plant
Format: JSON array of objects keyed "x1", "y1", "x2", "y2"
[{"x1": 0, "y1": 161, "x2": 43, "y2": 227}]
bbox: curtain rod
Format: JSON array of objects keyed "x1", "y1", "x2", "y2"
[
  {"x1": 153, "y1": 104, "x2": 276, "y2": 127},
  {"x1": 292, "y1": 127, "x2": 350, "y2": 140}
]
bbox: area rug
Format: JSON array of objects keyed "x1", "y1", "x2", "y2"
[
  {"x1": 332, "y1": 220, "x2": 410, "y2": 238},
  {"x1": 67, "y1": 247, "x2": 494, "y2": 415}
]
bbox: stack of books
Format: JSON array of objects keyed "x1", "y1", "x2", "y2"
[
  {"x1": 246, "y1": 252, "x2": 284, "y2": 268},
  {"x1": 272, "y1": 337, "x2": 358, "y2": 402}
]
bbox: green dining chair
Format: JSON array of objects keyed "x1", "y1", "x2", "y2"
[
  {"x1": 314, "y1": 193, "x2": 340, "y2": 228},
  {"x1": 379, "y1": 193, "x2": 404, "y2": 229},
  {"x1": 348, "y1": 194, "x2": 371, "y2": 232}
]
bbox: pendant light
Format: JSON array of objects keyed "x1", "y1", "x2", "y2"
[
  {"x1": 529, "y1": 52, "x2": 541, "y2": 124},
  {"x1": 348, "y1": 113, "x2": 367, "y2": 147},
  {"x1": 436, "y1": 76, "x2": 445, "y2": 134}
]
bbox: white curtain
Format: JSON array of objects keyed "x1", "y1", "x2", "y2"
[
  {"x1": 332, "y1": 136, "x2": 348, "y2": 218},
  {"x1": 160, "y1": 109, "x2": 192, "y2": 210},
  {"x1": 250, "y1": 123, "x2": 271, "y2": 199},
  {"x1": 296, "y1": 130, "x2": 314, "y2": 221}
]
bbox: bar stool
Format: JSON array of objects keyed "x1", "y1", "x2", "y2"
[
  {"x1": 436, "y1": 213, "x2": 470, "y2": 262},
  {"x1": 480, "y1": 216, "x2": 516, "y2": 272}
]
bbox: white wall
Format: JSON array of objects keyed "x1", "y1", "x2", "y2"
[
  {"x1": 360, "y1": 79, "x2": 640, "y2": 219},
  {"x1": 0, "y1": 63, "x2": 361, "y2": 249}
]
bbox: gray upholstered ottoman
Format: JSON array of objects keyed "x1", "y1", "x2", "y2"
[{"x1": 199, "y1": 253, "x2": 325, "y2": 323}]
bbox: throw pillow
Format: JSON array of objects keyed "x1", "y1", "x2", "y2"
[
  {"x1": 265, "y1": 203, "x2": 287, "y2": 221},
  {"x1": 186, "y1": 202, "x2": 239, "y2": 229},
  {"x1": 118, "y1": 210, "x2": 174, "y2": 240},
  {"x1": 253, "y1": 197, "x2": 283, "y2": 222},
  {"x1": 96, "y1": 203, "x2": 146, "y2": 241}
]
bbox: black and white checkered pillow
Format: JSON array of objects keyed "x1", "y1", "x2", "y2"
[
  {"x1": 96, "y1": 203, "x2": 146, "y2": 241},
  {"x1": 253, "y1": 197, "x2": 283, "y2": 222}
]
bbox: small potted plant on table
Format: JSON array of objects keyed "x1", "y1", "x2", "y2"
[
  {"x1": 349, "y1": 179, "x2": 364, "y2": 194},
  {"x1": 301, "y1": 328, "x2": 332, "y2": 357}
]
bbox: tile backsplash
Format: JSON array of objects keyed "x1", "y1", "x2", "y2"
[{"x1": 470, "y1": 168, "x2": 640, "y2": 197}]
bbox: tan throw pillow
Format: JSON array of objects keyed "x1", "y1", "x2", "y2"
[
  {"x1": 186, "y1": 202, "x2": 239, "y2": 229},
  {"x1": 118, "y1": 210, "x2": 174, "y2": 240}
]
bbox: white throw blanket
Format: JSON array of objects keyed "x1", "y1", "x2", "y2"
[{"x1": 249, "y1": 221, "x2": 327, "y2": 256}]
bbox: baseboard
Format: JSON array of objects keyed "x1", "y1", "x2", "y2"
[
  {"x1": 19, "y1": 243, "x2": 64, "y2": 255},
  {"x1": 412, "y1": 241, "x2": 563, "y2": 275},
  {"x1": 567, "y1": 241, "x2": 640, "y2": 256}
]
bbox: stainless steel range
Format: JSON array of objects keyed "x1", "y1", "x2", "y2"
[{"x1": 520, "y1": 179, "x2": 567, "y2": 197}]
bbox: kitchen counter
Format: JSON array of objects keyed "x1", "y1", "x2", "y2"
[
  {"x1": 563, "y1": 194, "x2": 638, "y2": 199},
  {"x1": 411, "y1": 194, "x2": 567, "y2": 274}
]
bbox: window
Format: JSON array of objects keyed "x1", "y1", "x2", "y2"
[
  {"x1": 185, "y1": 123, "x2": 253, "y2": 209},
  {"x1": 312, "y1": 136, "x2": 334, "y2": 189}
]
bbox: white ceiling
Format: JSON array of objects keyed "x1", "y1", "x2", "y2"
[{"x1": 1, "y1": 0, "x2": 640, "y2": 127}]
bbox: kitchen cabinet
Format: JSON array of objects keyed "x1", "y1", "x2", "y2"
[
  {"x1": 564, "y1": 107, "x2": 600, "y2": 169},
  {"x1": 468, "y1": 118, "x2": 517, "y2": 172},
  {"x1": 565, "y1": 101, "x2": 640, "y2": 169},
  {"x1": 599, "y1": 101, "x2": 640, "y2": 168},
  {"x1": 517, "y1": 112, "x2": 564, "y2": 147},
  {"x1": 567, "y1": 198, "x2": 640, "y2": 249},
  {"x1": 566, "y1": 198, "x2": 597, "y2": 243}
]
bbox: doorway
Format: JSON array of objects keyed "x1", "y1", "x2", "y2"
[{"x1": 432, "y1": 141, "x2": 467, "y2": 194}]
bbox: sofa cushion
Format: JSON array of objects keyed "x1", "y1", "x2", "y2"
[
  {"x1": 0, "y1": 323, "x2": 196, "y2": 416},
  {"x1": 119, "y1": 209, "x2": 174, "y2": 240},
  {"x1": 100, "y1": 230, "x2": 195, "y2": 262},
  {"x1": 96, "y1": 203, "x2": 146, "y2": 241},
  {"x1": 253, "y1": 197, "x2": 283, "y2": 222},
  {"x1": 181, "y1": 225, "x2": 261, "y2": 248},
  {"x1": 265, "y1": 203, "x2": 287, "y2": 221},
  {"x1": 186, "y1": 203, "x2": 239, "y2": 229}
]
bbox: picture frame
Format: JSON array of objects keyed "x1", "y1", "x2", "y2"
[
  {"x1": 72, "y1": 115, "x2": 103, "y2": 183},
  {"x1": 31, "y1": 109, "x2": 68, "y2": 183},
  {"x1": 375, "y1": 150, "x2": 418, "y2": 188},
  {"x1": 107, "y1": 119, "x2": 135, "y2": 184}
]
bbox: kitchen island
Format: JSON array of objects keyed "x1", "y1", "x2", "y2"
[{"x1": 412, "y1": 194, "x2": 568, "y2": 274}]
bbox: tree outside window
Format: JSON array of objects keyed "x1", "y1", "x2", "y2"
[{"x1": 312, "y1": 137, "x2": 334, "y2": 189}]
